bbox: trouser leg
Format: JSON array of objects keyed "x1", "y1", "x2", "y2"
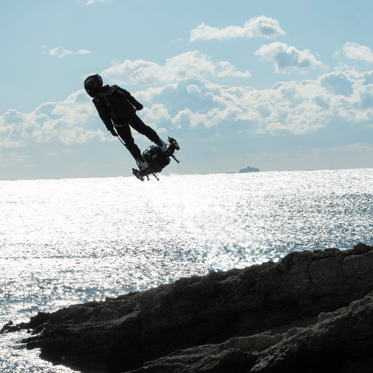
[
  {"x1": 130, "y1": 115, "x2": 163, "y2": 147},
  {"x1": 115, "y1": 124, "x2": 145, "y2": 162}
]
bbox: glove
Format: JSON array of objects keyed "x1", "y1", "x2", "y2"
[
  {"x1": 136, "y1": 104, "x2": 144, "y2": 111},
  {"x1": 110, "y1": 129, "x2": 118, "y2": 137}
]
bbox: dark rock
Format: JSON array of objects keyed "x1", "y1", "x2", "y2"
[
  {"x1": 5, "y1": 243, "x2": 373, "y2": 373},
  {"x1": 28, "y1": 312, "x2": 51, "y2": 330},
  {"x1": 1, "y1": 320, "x2": 16, "y2": 334}
]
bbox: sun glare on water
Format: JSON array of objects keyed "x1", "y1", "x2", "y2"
[{"x1": 0, "y1": 169, "x2": 373, "y2": 372}]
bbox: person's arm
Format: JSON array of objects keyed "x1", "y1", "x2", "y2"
[
  {"x1": 115, "y1": 85, "x2": 143, "y2": 111},
  {"x1": 93, "y1": 97, "x2": 115, "y2": 133}
]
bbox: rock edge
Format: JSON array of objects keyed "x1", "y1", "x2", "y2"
[{"x1": 3, "y1": 243, "x2": 373, "y2": 373}]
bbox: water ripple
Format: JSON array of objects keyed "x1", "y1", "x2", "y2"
[{"x1": 1, "y1": 169, "x2": 373, "y2": 371}]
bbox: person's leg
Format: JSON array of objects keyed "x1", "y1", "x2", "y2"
[
  {"x1": 115, "y1": 125, "x2": 146, "y2": 163},
  {"x1": 130, "y1": 115, "x2": 164, "y2": 147}
]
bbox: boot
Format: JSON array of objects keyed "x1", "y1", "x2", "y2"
[
  {"x1": 158, "y1": 139, "x2": 168, "y2": 152},
  {"x1": 137, "y1": 159, "x2": 149, "y2": 171}
]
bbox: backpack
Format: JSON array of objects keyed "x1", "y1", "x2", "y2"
[{"x1": 104, "y1": 86, "x2": 136, "y2": 122}]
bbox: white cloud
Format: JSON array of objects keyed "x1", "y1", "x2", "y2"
[
  {"x1": 86, "y1": 0, "x2": 109, "y2": 3},
  {"x1": 140, "y1": 104, "x2": 170, "y2": 129},
  {"x1": 190, "y1": 16, "x2": 285, "y2": 41},
  {"x1": 186, "y1": 84, "x2": 202, "y2": 95},
  {"x1": 3, "y1": 68, "x2": 373, "y2": 150},
  {"x1": 48, "y1": 47, "x2": 91, "y2": 58},
  {"x1": 136, "y1": 69, "x2": 373, "y2": 134},
  {"x1": 343, "y1": 42, "x2": 373, "y2": 63},
  {"x1": 0, "y1": 109, "x2": 39, "y2": 148},
  {"x1": 0, "y1": 152, "x2": 28, "y2": 166},
  {"x1": 0, "y1": 90, "x2": 106, "y2": 148},
  {"x1": 172, "y1": 108, "x2": 208, "y2": 128},
  {"x1": 75, "y1": 0, "x2": 110, "y2": 4},
  {"x1": 101, "y1": 51, "x2": 251, "y2": 85},
  {"x1": 320, "y1": 73, "x2": 353, "y2": 96},
  {"x1": 255, "y1": 42, "x2": 323, "y2": 73}
]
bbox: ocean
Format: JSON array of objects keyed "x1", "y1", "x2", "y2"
[{"x1": 1, "y1": 169, "x2": 373, "y2": 372}]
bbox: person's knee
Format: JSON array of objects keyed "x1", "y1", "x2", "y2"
[
  {"x1": 124, "y1": 141, "x2": 138, "y2": 153},
  {"x1": 118, "y1": 133, "x2": 134, "y2": 146},
  {"x1": 124, "y1": 138, "x2": 135, "y2": 147}
]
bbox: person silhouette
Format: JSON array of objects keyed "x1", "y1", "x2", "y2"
[{"x1": 84, "y1": 74, "x2": 167, "y2": 170}]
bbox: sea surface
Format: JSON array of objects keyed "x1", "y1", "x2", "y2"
[{"x1": 1, "y1": 169, "x2": 373, "y2": 372}]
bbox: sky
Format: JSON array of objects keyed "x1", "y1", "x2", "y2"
[{"x1": 1, "y1": 0, "x2": 373, "y2": 180}]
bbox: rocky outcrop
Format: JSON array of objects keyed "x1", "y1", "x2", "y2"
[
  {"x1": 3, "y1": 243, "x2": 373, "y2": 373},
  {"x1": 131, "y1": 291, "x2": 373, "y2": 373}
]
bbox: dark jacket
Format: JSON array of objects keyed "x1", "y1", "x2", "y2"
[{"x1": 92, "y1": 85, "x2": 143, "y2": 132}]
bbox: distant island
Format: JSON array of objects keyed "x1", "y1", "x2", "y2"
[{"x1": 239, "y1": 166, "x2": 260, "y2": 173}]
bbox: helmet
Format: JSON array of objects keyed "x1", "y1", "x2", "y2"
[{"x1": 84, "y1": 74, "x2": 103, "y2": 97}]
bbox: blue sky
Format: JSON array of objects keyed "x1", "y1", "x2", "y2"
[{"x1": 1, "y1": 0, "x2": 373, "y2": 180}]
